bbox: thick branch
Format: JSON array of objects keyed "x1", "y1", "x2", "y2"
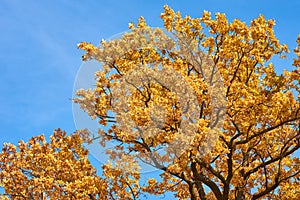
[{"x1": 191, "y1": 162, "x2": 224, "y2": 200}]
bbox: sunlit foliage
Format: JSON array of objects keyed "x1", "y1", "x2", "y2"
[
  {"x1": 0, "y1": 129, "x2": 107, "y2": 199},
  {"x1": 1, "y1": 5, "x2": 300, "y2": 200}
]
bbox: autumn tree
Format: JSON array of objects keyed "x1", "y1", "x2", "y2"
[
  {"x1": 1, "y1": 5, "x2": 300, "y2": 200},
  {"x1": 0, "y1": 129, "x2": 109, "y2": 199},
  {"x1": 75, "y1": 5, "x2": 300, "y2": 200},
  {"x1": 0, "y1": 129, "x2": 142, "y2": 199}
]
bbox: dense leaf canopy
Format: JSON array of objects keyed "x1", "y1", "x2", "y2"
[{"x1": 1, "y1": 5, "x2": 300, "y2": 200}]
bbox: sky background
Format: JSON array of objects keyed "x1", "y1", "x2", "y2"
[{"x1": 0, "y1": 0, "x2": 300, "y2": 198}]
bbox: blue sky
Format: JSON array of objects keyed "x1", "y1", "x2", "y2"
[
  {"x1": 0, "y1": 0, "x2": 300, "y2": 198},
  {"x1": 1, "y1": 0, "x2": 300, "y2": 143}
]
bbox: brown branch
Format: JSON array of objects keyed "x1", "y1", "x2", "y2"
[
  {"x1": 251, "y1": 171, "x2": 300, "y2": 200},
  {"x1": 226, "y1": 52, "x2": 245, "y2": 97},
  {"x1": 244, "y1": 141, "x2": 300, "y2": 179},
  {"x1": 224, "y1": 147, "x2": 234, "y2": 199},
  {"x1": 194, "y1": 157, "x2": 226, "y2": 185},
  {"x1": 124, "y1": 180, "x2": 138, "y2": 200},
  {"x1": 236, "y1": 117, "x2": 300, "y2": 145},
  {"x1": 187, "y1": 180, "x2": 199, "y2": 200},
  {"x1": 191, "y1": 162, "x2": 224, "y2": 200},
  {"x1": 191, "y1": 162, "x2": 206, "y2": 200}
]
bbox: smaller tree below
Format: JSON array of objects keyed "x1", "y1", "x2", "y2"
[{"x1": 0, "y1": 129, "x2": 107, "y2": 200}]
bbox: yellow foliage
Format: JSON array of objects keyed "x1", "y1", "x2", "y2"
[
  {"x1": 73, "y1": 5, "x2": 300, "y2": 200},
  {"x1": 1, "y1": 5, "x2": 300, "y2": 200},
  {"x1": 0, "y1": 129, "x2": 108, "y2": 199}
]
